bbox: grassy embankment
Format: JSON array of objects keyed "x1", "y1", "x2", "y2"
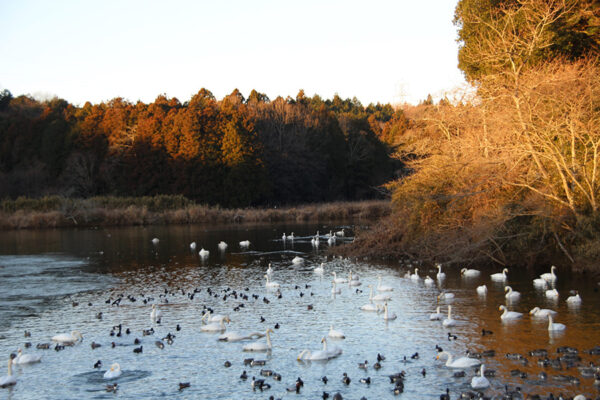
[{"x1": 0, "y1": 195, "x2": 390, "y2": 229}]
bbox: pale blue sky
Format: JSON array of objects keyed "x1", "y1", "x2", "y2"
[{"x1": 0, "y1": 0, "x2": 465, "y2": 105}]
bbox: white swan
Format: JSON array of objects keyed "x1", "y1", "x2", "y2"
[
  {"x1": 548, "y1": 315, "x2": 566, "y2": 331},
  {"x1": 533, "y1": 277, "x2": 548, "y2": 288},
  {"x1": 327, "y1": 234, "x2": 336, "y2": 246},
  {"x1": 52, "y1": 330, "x2": 83, "y2": 345},
  {"x1": 297, "y1": 337, "x2": 342, "y2": 361},
  {"x1": 199, "y1": 248, "x2": 209, "y2": 258},
  {"x1": 0, "y1": 356, "x2": 16, "y2": 388},
  {"x1": 436, "y1": 264, "x2": 446, "y2": 280},
  {"x1": 461, "y1": 268, "x2": 480, "y2": 277},
  {"x1": 429, "y1": 306, "x2": 442, "y2": 320},
  {"x1": 12, "y1": 349, "x2": 41, "y2": 365},
  {"x1": 540, "y1": 265, "x2": 557, "y2": 283},
  {"x1": 328, "y1": 325, "x2": 345, "y2": 339},
  {"x1": 265, "y1": 274, "x2": 280, "y2": 288},
  {"x1": 151, "y1": 304, "x2": 162, "y2": 323},
  {"x1": 437, "y1": 291, "x2": 455, "y2": 301},
  {"x1": 383, "y1": 302, "x2": 397, "y2": 320},
  {"x1": 442, "y1": 305, "x2": 456, "y2": 327},
  {"x1": 266, "y1": 263, "x2": 273, "y2": 276},
  {"x1": 566, "y1": 292, "x2": 582, "y2": 305},
  {"x1": 377, "y1": 275, "x2": 393, "y2": 292},
  {"x1": 471, "y1": 364, "x2": 490, "y2": 389},
  {"x1": 499, "y1": 305, "x2": 522, "y2": 320},
  {"x1": 348, "y1": 272, "x2": 362, "y2": 286},
  {"x1": 476, "y1": 285, "x2": 488, "y2": 295},
  {"x1": 410, "y1": 268, "x2": 420, "y2": 281},
  {"x1": 311, "y1": 232, "x2": 320, "y2": 247},
  {"x1": 190, "y1": 242, "x2": 196, "y2": 250},
  {"x1": 332, "y1": 272, "x2": 347, "y2": 284},
  {"x1": 200, "y1": 316, "x2": 231, "y2": 332},
  {"x1": 529, "y1": 307, "x2": 557, "y2": 317},
  {"x1": 491, "y1": 268, "x2": 508, "y2": 282},
  {"x1": 218, "y1": 241, "x2": 228, "y2": 251},
  {"x1": 202, "y1": 311, "x2": 229, "y2": 323},
  {"x1": 243, "y1": 329, "x2": 273, "y2": 352},
  {"x1": 331, "y1": 280, "x2": 342, "y2": 295},
  {"x1": 314, "y1": 263, "x2": 324, "y2": 274},
  {"x1": 360, "y1": 287, "x2": 380, "y2": 311},
  {"x1": 282, "y1": 233, "x2": 287, "y2": 241},
  {"x1": 545, "y1": 288, "x2": 559, "y2": 299},
  {"x1": 151, "y1": 238, "x2": 159, "y2": 245},
  {"x1": 239, "y1": 240, "x2": 250, "y2": 248},
  {"x1": 504, "y1": 286, "x2": 521, "y2": 301},
  {"x1": 335, "y1": 229, "x2": 345, "y2": 237},
  {"x1": 292, "y1": 256, "x2": 304, "y2": 265},
  {"x1": 219, "y1": 331, "x2": 264, "y2": 342},
  {"x1": 103, "y1": 363, "x2": 122, "y2": 379},
  {"x1": 436, "y1": 351, "x2": 481, "y2": 368}
]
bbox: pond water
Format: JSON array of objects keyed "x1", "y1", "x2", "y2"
[{"x1": 0, "y1": 223, "x2": 599, "y2": 399}]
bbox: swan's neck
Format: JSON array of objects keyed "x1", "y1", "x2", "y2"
[
  {"x1": 322, "y1": 339, "x2": 328, "y2": 352},
  {"x1": 265, "y1": 330, "x2": 271, "y2": 347},
  {"x1": 384, "y1": 304, "x2": 389, "y2": 318},
  {"x1": 436, "y1": 306, "x2": 440, "y2": 313},
  {"x1": 369, "y1": 286, "x2": 373, "y2": 300},
  {"x1": 480, "y1": 365, "x2": 485, "y2": 377},
  {"x1": 501, "y1": 307, "x2": 507, "y2": 317},
  {"x1": 548, "y1": 315, "x2": 553, "y2": 327},
  {"x1": 447, "y1": 306, "x2": 452, "y2": 318},
  {"x1": 219, "y1": 319, "x2": 226, "y2": 329},
  {"x1": 438, "y1": 265, "x2": 441, "y2": 273},
  {"x1": 443, "y1": 352, "x2": 453, "y2": 366}
]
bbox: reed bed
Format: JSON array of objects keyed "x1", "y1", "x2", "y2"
[{"x1": 0, "y1": 196, "x2": 390, "y2": 230}]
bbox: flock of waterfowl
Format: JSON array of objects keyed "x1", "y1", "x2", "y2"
[{"x1": 1, "y1": 229, "x2": 599, "y2": 400}]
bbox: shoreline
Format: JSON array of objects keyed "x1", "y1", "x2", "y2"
[{"x1": 0, "y1": 197, "x2": 390, "y2": 230}]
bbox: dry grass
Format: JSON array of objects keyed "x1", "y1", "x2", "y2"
[{"x1": 0, "y1": 196, "x2": 390, "y2": 230}]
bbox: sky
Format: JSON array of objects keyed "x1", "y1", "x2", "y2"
[{"x1": 0, "y1": 0, "x2": 466, "y2": 106}]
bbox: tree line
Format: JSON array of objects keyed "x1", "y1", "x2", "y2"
[{"x1": 0, "y1": 88, "x2": 407, "y2": 207}]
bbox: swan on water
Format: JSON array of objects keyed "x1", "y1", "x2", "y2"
[
  {"x1": 292, "y1": 256, "x2": 304, "y2": 265},
  {"x1": 311, "y1": 232, "x2": 320, "y2": 247},
  {"x1": 529, "y1": 307, "x2": 557, "y2": 317},
  {"x1": 533, "y1": 277, "x2": 547, "y2": 288},
  {"x1": 332, "y1": 272, "x2": 347, "y2": 284},
  {"x1": 0, "y1": 356, "x2": 16, "y2": 388},
  {"x1": 190, "y1": 242, "x2": 196, "y2": 250},
  {"x1": 437, "y1": 291, "x2": 455, "y2": 301},
  {"x1": 360, "y1": 287, "x2": 380, "y2": 311},
  {"x1": 103, "y1": 363, "x2": 122, "y2": 380},
  {"x1": 545, "y1": 288, "x2": 559, "y2": 299},
  {"x1": 327, "y1": 233, "x2": 336, "y2": 246},
  {"x1": 430, "y1": 306, "x2": 443, "y2": 320},
  {"x1": 282, "y1": 233, "x2": 287, "y2": 241},
  {"x1": 199, "y1": 248, "x2": 209, "y2": 258},
  {"x1": 200, "y1": 317, "x2": 231, "y2": 332},
  {"x1": 348, "y1": 272, "x2": 362, "y2": 287},
  {"x1": 410, "y1": 268, "x2": 420, "y2": 281},
  {"x1": 314, "y1": 263, "x2": 325, "y2": 274},
  {"x1": 266, "y1": 263, "x2": 273, "y2": 276},
  {"x1": 239, "y1": 240, "x2": 250, "y2": 248},
  {"x1": 219, "y1": 331, "x2": 265, "y2": 342},
  {"x1": 442, "y1": 305, "x2": 456, "y2": 327},
  {"x1": 202, "y1": 311, "x2": 230, "y2": 323},
  {"x1": 461, "y1": 268, "x2": 481, "y2": 278},
  {"x1": 476, "y1": 285, "x2": 488, "y2": 295},
  {"x1": 12, "y1": 349, "x2": 41, "y2": 365},
  {"x1": 471, "y1": 364, "x2": 490, "y2": 389},
  {"x1": 566, "y1": 291, "x2": 582, "y2": 305},
  {"x1": 377, "y1": 275, "x2": 393, "y2": 292},
  {"x1": 243, "y1": 329, "x2": 273, "y2": 352},
  {"x1": 499, "y1": 305, "x2": 522, "y2": 320},
  {"x1": 52, "y1": 330, "x2": 83, "y2": 345},
  {"x1": 151, "y1": 304, "x2": 162, "y2": 323},
  {"x1": 436, "y1": 264, "x2": 446, "y2": 280},
  {"x1": 382, "y1": 302, "x2": 397, "y2": 320},
  {"x1": 335, "y1": 229, "x2": 345, "y2": 237},
  {"x1": 265, "y1": 274, "x2": 280, "y2": 288},
  {"x1": 540, "y1": 265, "x2": 557, "y2": 283},
  {"x1": 547, "y1": 315, "x2": 566, "y2": 331},
  {"x1": 151, "y1": 238, "x2": 159, "y2": 245},
  {"x1": 424, "y1": 275, "x2": 434, "y2": 286},
  {"x1": 328, "y1": 325, "x2": 345, "y2": 339},
  {"x1": 297, "y1": 337, "x2": 342, "y2": 361},
  {"x1": 436, "y1": 351, "x2": 481, "y2": 368},
  {"x1": 331, "y1": 281, "x2": 341, "y2": 295},
  {"x1": 491, "y1": 268, "x2": 508, "y2": 282},
  {"x1": 218, "y1": 241, "x2": 228, "y2": 251},
  {"x1": 504, "y1": 286, "x2": 521, "y2": 301}
]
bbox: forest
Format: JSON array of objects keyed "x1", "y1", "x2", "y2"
[
  {"x1": 349, "y1": 0, "x2": 600, "y2": 269},
  {"x1": 0, "y1": 88, "x2": 406, "y2": 207}
]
